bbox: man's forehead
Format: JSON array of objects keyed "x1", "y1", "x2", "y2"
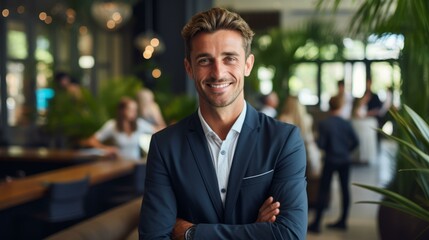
[{"x1": 189, "y1": 31, "x2": 245, "y2": 54}]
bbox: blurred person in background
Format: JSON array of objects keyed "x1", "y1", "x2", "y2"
[
  {"x1": 351, "y1": 95, "x2": 369, "y2": 119},
  {"x1": 136, "y1": 88, "x2": 167, "y2": 129},
  {"x1": 364, "y1": 78, "x2": 382, "y2": 119},
  {"x1": 335, "y1": 80, "x2": 353, "y2": 120},
  {"x1": 259, "y1": 91, "x2": 279, "y2": 118},
  {"x1": 278, "y1": 96, "x2": 321, "y2": 177},
  {"x1": 53, "y1": 72, "x2": 82, "y2": 100},
  {"x1": 47, "y1": 72, "x2": 88, "y2": 148},
  {"x1": 308, "y1": 95, "x2": 359, "y2": 233},
  {"x1": 82, "y1": 97, "x2": 156, "y2": 161}
]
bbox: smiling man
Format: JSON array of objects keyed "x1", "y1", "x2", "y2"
[{"x1": 139, "y1": 7, "x2": 308, "y2": 240}]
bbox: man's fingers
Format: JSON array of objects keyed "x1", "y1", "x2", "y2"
[
  {"x1": 259, "y1": 201, "x2": 280, "y2": 217},
  {"x1": 256, "y1": 196, "x2": 281, "y2": 223},
  {"x1": 259, "y1": 197, "x2": 274, "y2": 213}
]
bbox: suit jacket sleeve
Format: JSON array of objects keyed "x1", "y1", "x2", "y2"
[
  {"x1": 139, "y1": 125, "x2": 307, "y2": 240},
  {"x1": 139, "y1": 136, "x2": 177, "y2": 239}
]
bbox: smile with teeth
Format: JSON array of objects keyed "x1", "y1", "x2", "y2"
[{"x1": 208, "y1": 83, "x2": 231, "y2": 88}]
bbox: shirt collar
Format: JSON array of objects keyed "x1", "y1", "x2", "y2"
[{"x1": 198, "y1": 101, "x2": 247, "y2": 138}]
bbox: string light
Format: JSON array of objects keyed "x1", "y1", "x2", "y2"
[
  {"x1": 150, "y1": 38, "x2": 160, "y2": 47},
  {"x1": 152, "y1": 68, "x2": 162, "y2": 79},
  {"x1": 39, "y1": 12, "x2": 47, "y2": 21},
  {"x1": 135, "y1": 33, "x2": 165, "y2": 60},
  {"x1": 91, "y1": 1, "x2": 132, "y2": 31},
  {"x1": 17, "y1": 5, "x2": 25, "y2": 14},
  {"x1": 143, "y1": 51, "x2": 152, "y2": 59},
  {"x1": 45, "y1": 16, "x2": 52, "y2": 24},
  {"x1": 2, "y1": 9, "x2": 9, "y2": 17}
]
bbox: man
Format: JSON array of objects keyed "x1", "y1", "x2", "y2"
[
  {"x1": 139, "y1": 7, "x2": 307, "y2": 240},
  {"x1": 365, "y1": 78, "x2": 383, "y2": 119},
  {"x1": 308, "y1": 95, "x2": 359, "y2": 233},
  {"x1": 336, "y1": 80, "x2": 353, "y2": 120}
]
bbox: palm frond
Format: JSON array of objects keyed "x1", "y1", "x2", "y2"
[{"x1": 354, "y1": 183, "x2": 429, "y2": 222}]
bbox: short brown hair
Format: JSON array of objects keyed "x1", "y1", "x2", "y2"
[
  {"x1": 329, "y1": 95, "x2": 344, "y2": 111},
  {"x1": 181, "y1": 7, "x2": 254, "y2": 60}
]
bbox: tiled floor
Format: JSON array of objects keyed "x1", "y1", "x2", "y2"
[{"x1": 307, "y1": 139, "x2": 397, "y2": 240}]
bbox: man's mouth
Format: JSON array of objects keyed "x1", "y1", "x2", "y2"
[{"x1": 208, "y1": 83, "x2": 231, "y2": 88}]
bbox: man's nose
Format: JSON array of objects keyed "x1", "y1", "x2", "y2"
[{"x1": 210, "y1": 60, "x2": 225, "y2": 80}]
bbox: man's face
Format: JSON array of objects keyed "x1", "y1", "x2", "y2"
[{"x1": 184, "y1": 30, "x2": 254, "y2": 109}]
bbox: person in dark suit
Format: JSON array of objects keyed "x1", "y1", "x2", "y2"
[
  {"x1": 139, "y1": 7, "x2": 308, "y2": 240},
  {"x1": 308, "y1": 95, "x2": 359, "y2": 233}
]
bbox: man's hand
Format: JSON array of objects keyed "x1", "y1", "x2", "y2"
[
  {"x1": 172, "y1": 218, "x2": 194, "y2": 240},
  {"x1": 256, "y1": 196, "x2": 280, "y2": 223}
]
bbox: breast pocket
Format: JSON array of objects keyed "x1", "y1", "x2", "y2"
[
  {"x1": 241, "y1": 169, "x2": 274, "y2": 187},
  {"x1": 238, "y1": 169, "x2": 274, "y2": 219}
]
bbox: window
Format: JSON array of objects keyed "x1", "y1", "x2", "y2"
[{"x1": 289, "y1": 63, "x2": 318, "y2": 105}]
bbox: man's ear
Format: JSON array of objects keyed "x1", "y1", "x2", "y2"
[{"x1": 244, "y1": 54, "x2": 255, "y2": 77}]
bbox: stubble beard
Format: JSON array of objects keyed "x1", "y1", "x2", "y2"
[{"x1": 199, "y1": 79, "x2": 243, "y2": 108}]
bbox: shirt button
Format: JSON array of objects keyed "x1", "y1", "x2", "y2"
[
  {"x1": 221, "y1": 188, "x2": 226, "y2": 193},
  {"x1": 220, "y1": 150, "x2": 226, "y2": 155}
]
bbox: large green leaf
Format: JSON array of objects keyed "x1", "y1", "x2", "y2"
[
  {"x1": 354, "y1": 183, "x2": 429, "y2": 222},
  {"x1": 404, "y1": 105, "x2": 429, "y2": 148},
  {"x1": 382, "y1": 132, "x2": 429, "y2": 166}
]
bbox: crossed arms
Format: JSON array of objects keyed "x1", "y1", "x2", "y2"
[{"x1": 139, "y1": 127, "x2": 308, "y2": 239}]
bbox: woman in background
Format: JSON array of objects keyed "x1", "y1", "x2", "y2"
[
  {"x1": 278, "y1": 96, "x2": 321, "y2": 177},
  {"x1": 84, "y1": 97, "x2": 155, "y2": 161},
  {"x1": 136, "y1": 89, "x2": 166, "y2": 130}
]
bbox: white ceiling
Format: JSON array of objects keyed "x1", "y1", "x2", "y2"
[{"x1": 214, "y1": 0, "x2": 363, "y2": 33}]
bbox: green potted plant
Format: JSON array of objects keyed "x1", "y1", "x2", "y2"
[
  {"x1": 354, "y1": 106, "x2": 429, "y2": 239},
  {"x1": 46, "y1": 76, "x2": 142, "y2": 147}
]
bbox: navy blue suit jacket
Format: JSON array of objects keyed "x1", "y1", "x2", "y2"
[{"x1": 139, "y1": 103, "x2": 307, "y2": 239}]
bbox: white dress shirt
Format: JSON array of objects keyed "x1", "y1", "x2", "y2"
[
  {"x1": 95, "y1": 118, "x2": 154, "y2": 161},
  {"x1": 198, "y1": 102, "x2": 247, "y2": 205}
]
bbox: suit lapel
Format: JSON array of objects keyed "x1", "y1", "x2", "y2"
[
  {"x1": 186, "y1": 113, "x2": 224, "y2": 221},
  {"x1": 224, "y1": 104, "x2": 260, "y2": 222}
]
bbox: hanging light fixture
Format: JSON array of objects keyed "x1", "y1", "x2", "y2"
[
  {"x1": 134, "y1": 0, "x2": 165, "y2": 59},
  {"x1": 135, "y1": 31, "x2": 165, "y2": 59},
  {"x1": 91, "y1": 0, "x2": 132, "y2": 30}
]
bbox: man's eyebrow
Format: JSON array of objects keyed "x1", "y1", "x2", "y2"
[
  {"x1": 194, "y1": 51, "x2": 239, "y2": 59},
  {"x1": 222, "y1": 51, "x2": 239, "y2": 56},
  {"x1": 195, "y1": 53, "x2": 212, "y2": 59}
]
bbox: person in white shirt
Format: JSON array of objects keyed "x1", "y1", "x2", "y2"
[
  {"x1": 84, "y1": 97, "x2": 155, "y2": 161},
  {"x1": 336, "y1": 80, "x2": 353, "y2": 120}
]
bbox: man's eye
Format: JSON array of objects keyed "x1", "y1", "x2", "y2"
[
  {"x1": 197, "y1": 58, "x2": 210, "y2": 65},
  {"x1": 225, "y1": 57, "x2": 237, "y2": 63}
]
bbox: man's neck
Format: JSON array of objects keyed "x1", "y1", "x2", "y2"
[
  {"x1": 200, "y1": 100, "x2": 244, "y2": 140},
  {"x1": 330, "y1": 109, "x2": 342, "y2": 117}
]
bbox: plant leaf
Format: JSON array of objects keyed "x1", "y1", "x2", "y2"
[
  {"x1": 404, "y1": 105, "x2": 429, "y2": 148},
  {"x1": 353, "y1": 183, "x2": 429, "y2": 222},
  {"x1": 382, "y1": 132, "x2": 429, "y2": 166}
]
